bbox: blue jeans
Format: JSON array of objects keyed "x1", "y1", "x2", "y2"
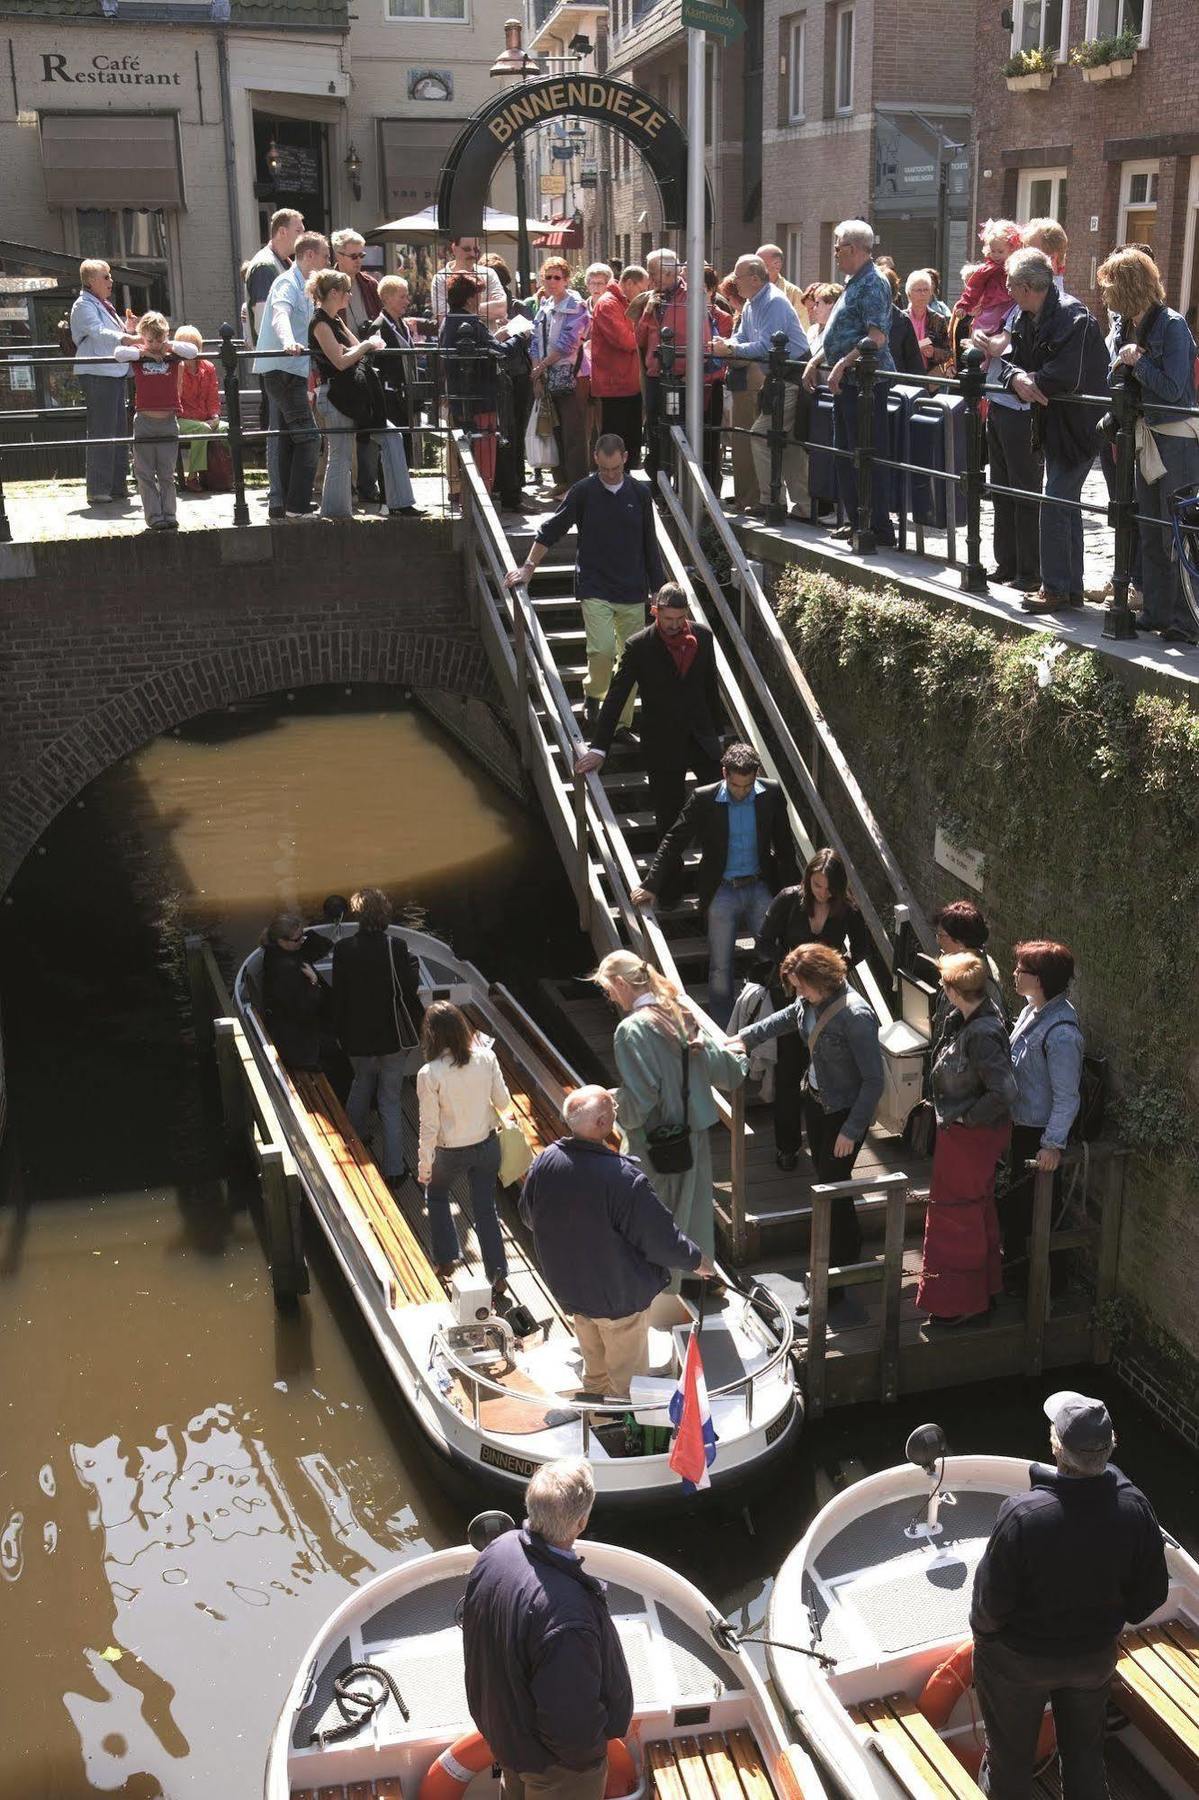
[
  {"x1": 315, "y1": 388, "x2": 415, "y2": 517},
  {"x1": 425, "y1": 1133, "x2": 506, "y2": 1282},
  {"x1": 346, "y1": 1050, "x2": 408, "y2": 1179},
  {"x1": 1135, "y1": 431, "x2": 1199, "y2": 632},
  {"x1": 1040, "y1": 452, "x2": 1091, "y2": 597},
  {"x1": 263, "y1": 369, "x2": 319, "y2": 514},
  {"x1": 833, "y1": 381, "x2": 895, "y2": 545},
  {"x1": 707, "y1": 878, "x2": 773, "y2": 1028}
]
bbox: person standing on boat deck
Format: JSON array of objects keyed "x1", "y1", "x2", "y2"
[
  {"x1": 915, "y1": 953, "x2": 1017, "y2": 1326},
  {"x1": 462, "y1": 1458, "x2": 633, "y2": 1800},
  {"x1": 971, "y1": 1392, "x2": 1169, "y2": 1800},
  {"x1": 506, "y1": 434, "x2": 664, "y2": 741},
  {"x1": 631, "y1": 742, "x2": 798, "y2": 1029},
  {"x1": 730, "y1": 943, "x2": 883, "y2": 1267},
  {"x1": 260, "y1": 912, "x2": 327, "y2": 1074},
  {"x1": 416, "y1": 1000, "x2": 515, "y2": 1307},
  {"x1": 520, "y1": 1086, "x2": 713, "y2": 1406},
  {"x1": 755, "y1": 848, "x2": 869, "y2": 1171},
  {"x1": 330, "y1": 889, "x2": 422, "y2": 1187},
  {"x1": 575, "y1": 584, "x2": 725, "y2": 855},
  {"x1": 594, "y1": 952, "x2": 747, "y2": 1292}
]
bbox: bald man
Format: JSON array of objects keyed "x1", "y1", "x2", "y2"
[
  {"x1": 757, "y1": 243, "x2": 809, "y2": 328},
  {"x1": 520, "y1": 1085, "x2": 713, "y2": 1401}
]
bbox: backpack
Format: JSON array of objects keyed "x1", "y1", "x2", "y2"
[{"x1": 58, "y1": 316, "x2": 76, "y2": 357}]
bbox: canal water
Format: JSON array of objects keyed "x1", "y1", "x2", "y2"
[{"x1": 1, "y1": 692, "x2": 1196, "y2": 1799}]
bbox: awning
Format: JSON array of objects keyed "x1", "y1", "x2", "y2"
[
  {"x1": 40, "y1": 114, "x2": 184, "y2": 209},
  {"x1": 378, "y1": 119, "x2": 467, "y2": 223},
  {"x1": 0, "y1": 238, "x2": 154, "y2": 288},
  {"x1": 533, "y1": 215, "x2": 583, "y2": 248},
  {"x1": 367, "y1": 204, "x2": 553, "y2": 245}
]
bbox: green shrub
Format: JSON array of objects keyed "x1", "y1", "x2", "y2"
[{"x1": 1069, "y1": 29, "x2": 1140, "y2": 68}]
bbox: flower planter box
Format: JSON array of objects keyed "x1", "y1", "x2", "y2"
[
  {"x1": 1080, "y1": 55, "x2": 1136, "y2": 81},
  {"x1": 1005, "y1": 70, "x2": 1055, "y2": 91}
]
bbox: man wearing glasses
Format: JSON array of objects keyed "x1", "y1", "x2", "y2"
[
  {"x1": 431, "y1": 237, "x2": 507, "y2": 327},
  {"x1": 332, "y1": 229, "x2": 381, "y2": 334}
]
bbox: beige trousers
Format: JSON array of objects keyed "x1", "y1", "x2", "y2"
[
  {"x1": 573, "y1": 1307, "x2": 652, "y2": 1399},
  {"x1": 751, "y1": 381, "x2": 810, "y2": 514},
  {"x1": 502, "y1": 1760, "x2": 607, "y2": 1799},
  {"x1": 730, "y1": 384, "x2": 761, "y2": 508}
]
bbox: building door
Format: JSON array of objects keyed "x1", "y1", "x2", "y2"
[
  {"x1": 1118, "y1": 161, "x2": 1158, "y2": 256},
  {"x1": 1182, "y1": 156, "x2": 1199, "y2": 321},
  {"x1": 253, "y1": 115, "x2": 329, "y2": 240}
]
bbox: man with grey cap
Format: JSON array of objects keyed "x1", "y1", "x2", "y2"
[{"x1": 971, "y1": 1391, "x2": 1169, "y2": 1798}]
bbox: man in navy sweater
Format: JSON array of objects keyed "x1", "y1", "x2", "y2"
[
  {"x1": 970, "y1": 1391, "x2": 1170, "y2": 1799},
  {"x1": 506, "y1": 434, "x2": 664, "y2": 743},
  {"x1": 521, "y1": 1084, "x2": 712, "y2": 1404}
]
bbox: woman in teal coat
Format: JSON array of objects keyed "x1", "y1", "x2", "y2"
[{"x1": 594, "y1": 950, "x2": 747, "y2": 1286}]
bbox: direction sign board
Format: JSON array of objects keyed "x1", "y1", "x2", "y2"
[{"x1": 679, "y1": 0, "x2": 746, "y2": 42}]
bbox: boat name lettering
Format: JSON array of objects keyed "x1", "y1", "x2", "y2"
[
  {"x1": 480, "y1": 1444, "x2": 538, "y2": 1479},
  {"x1": 765, "y1": 1399, "x2": 794, "y2": 1445}
]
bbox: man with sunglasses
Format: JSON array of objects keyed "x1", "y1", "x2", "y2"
[
  {"x1": 430, "y1": 237, "x2": 507, "y2": 328},
  {"x1": 333, "y1": 229, "x2": 386, "y2": 508}
]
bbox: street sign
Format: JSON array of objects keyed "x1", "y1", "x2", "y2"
[
  {"x1": 539, "y1": 173, "x2": 566, "y2": 197},
  {"x1": 680, "y1": 0, "x2": 746, "y2": 42}
]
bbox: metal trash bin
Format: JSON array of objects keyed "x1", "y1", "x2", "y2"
[{"x1": 876, "y1": 1017, "x2": 929, "y2": 1138}]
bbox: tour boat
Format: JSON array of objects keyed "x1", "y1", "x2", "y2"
[
  {"x1": 766, "y1": 1426, "x2": 1199, "y2": 1799},
  {"x1": 264, "y1": 1513, "x2": 826, "y2": 1799},
  {"x1": 234, "y1": 922, "x2": 802, "y2": 1512}
]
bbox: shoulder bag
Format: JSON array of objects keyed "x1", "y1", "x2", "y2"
[
  {"x1": 799, "y1": 993, "x2": 849, "y2": 1097},
  {"x1": 495, "y1": 1107, "x2": 533, "y2": 1188},
  {"x1": 645, "y1": 1035, "x2": 693, "y2": 1174}
]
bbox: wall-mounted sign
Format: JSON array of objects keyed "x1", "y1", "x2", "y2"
[
  {"x1": 41, "y1": 52, "x2": 181, "y2": 87},
  {"x1": 933, "y1": 825, "x2": 984, "y2": 894},
  {"x1": 539, "y1": 173, "x2": 566, "y2": 197},
  {"x1": 407, "y1": 69, "x2": 453, "y2": 102}
]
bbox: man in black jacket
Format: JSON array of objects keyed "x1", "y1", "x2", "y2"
[
  {"x1": 632, "y1": 743, "x2": 798, "y2": 1025},
  {"x1": 575, "y1": 583, "x2": 724, "y2": 846},
  {"x1": 330, "y1": 888, "x2": 423, "y2": 1184},
  {"x1": 998, "y1": 249, "x2": 1108, "y2": 615},
  {"x1": 462, "y1": 1458, "x2": 633, "y2": 1798},
  {"x1": 971, "y1": 1391, "x2": 1170, "y2": 1799}
]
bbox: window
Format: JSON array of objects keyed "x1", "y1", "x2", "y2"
[
  {"x1": 1120, "y1": 159, "x2": 1159, "y2": 253},
  {"x1": 1086, "y1": 0, "x2": 1148, "y2": 41},
  {"x1": 386, "y1": 0, "x2": 466, "y2": 18},
  {"x1": 787, "y1": 16, "x2": 806, "y2": 123},
  {"x1": 75, "y1": 207, "x2": 171, "y2": 316},
  {"x1": 834, "y1": 4, "x2": 854, "y2": 112},
  {"x1": 1016, "y1": 166, "x2": 1068, "y2": 222},
  {"x1": 1014, "y1": 0, "x2": 1066, "y2": 57},
  {"x1": 784, "y1": 227, "x2": 803, "y2": 282}
]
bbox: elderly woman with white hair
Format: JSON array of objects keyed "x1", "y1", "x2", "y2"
[
  {"x1": 520, "y1": 1084, "x2": 712, "y2": 1406},
  {"x1": 70, "y1": 258, "x2": 140, "y2": 506},
  {"x1": 904, "y1": 269, "x2": 952, "y2": 370}
]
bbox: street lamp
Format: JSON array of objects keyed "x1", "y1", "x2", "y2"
[{"x1": 489, "y1": 19, "x2": 541, "y2": 299}]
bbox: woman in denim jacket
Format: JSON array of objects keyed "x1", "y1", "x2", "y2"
[
  {"x1": 1100, "y1": 247, "x2": 1199, "y2": 644},
  {"x1": 1005, "y1": 939, "x2": 1084, "y2": 1278},
  {"x1": 916, "y1": 953, "x2": 1017, "y2": 1325},
  {"x1": 531, "y1": 258, "x2": 590, "y2": 493}
]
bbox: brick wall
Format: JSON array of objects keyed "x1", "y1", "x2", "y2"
[
  {"x1": 0, "y1": 519, "x2": 486, "y2": 887},
  {"x1": 973, "y1": 0, "x2": 1199, "y2": 313}
]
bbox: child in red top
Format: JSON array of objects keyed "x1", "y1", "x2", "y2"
[
  {"x1": 174, "y1": 324, "x2": 221, "y2": 492},
  {"x1": 959, "y1": 219, "x2": 1024, "y2": 337},
  {"x1": 115, "y1": 311, "x2": 198, "y2": 531}
]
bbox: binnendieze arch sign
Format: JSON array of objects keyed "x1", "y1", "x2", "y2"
[{"x1": 437, "y1": 75, "x2": 707, "y2": 237}]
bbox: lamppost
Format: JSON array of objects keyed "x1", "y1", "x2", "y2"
[{"x1": 489, "y1": 19, "x2": 542, "y2": 300}]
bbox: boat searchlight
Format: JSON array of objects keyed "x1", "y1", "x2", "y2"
[
  {"x1": 905, "y1": 1422, "x2": 948, "y2": 1473},
  {"x1": 903, "y1": 1424, "x2": 956, "y2": 1545},
  {"x1": 467, "y1": 1511, "x2": 516, "y2": 1551}
]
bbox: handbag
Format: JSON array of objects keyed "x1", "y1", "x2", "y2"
[
  {"x1": 645, "y1": 1037, "x2": 693, "y2": 1175},
  {"x1": 495, "y1": 1113, "x2": 533, "y2": 1188},
  {"x1": 524, "y1": 396, "x2": 559, "y2": 470},
  {"x1": 799, "y1": 993, "x2": 849, "y2": 1099},
  {"x1": 328, "y1": 357, "x2": 387, "y2": 431}
]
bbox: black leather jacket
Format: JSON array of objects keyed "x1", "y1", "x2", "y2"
[{"x1": 931, "y1": 997, "x2": 1017, "y2": 1128}]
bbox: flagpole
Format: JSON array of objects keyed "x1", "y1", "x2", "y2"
[{"x1": 685, "y1": 24, "x2": 705, "y2": 510}]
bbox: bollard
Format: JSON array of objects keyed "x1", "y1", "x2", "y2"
[
  {"x1": 219, "y1": 323, "x2": 250, "y2": 528},
  {"x1": 765, "y1": 330, "x2": 788, "y2": 525},
  {"x1": 852, "y1": 335, "x2": 878, "y2": 555},
  {"x1": 1104, "y1": 365, "x2": 1140, "y2": 640},
  {"x1": 957, "y1": 346, "x2": 988, "y2": 594},
  {"x1": 658, "y1": 328, "x2": 678, "y2": 480}
]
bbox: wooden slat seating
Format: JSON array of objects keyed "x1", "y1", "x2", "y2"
[
  {"x1": 292, "y1": 1071, "x2": 444, "y2": 1307},
  {"x1": 1114, "y1": 1617, "x2": 1199, "y2": 1790},
  {"x1": 292, "y1": 1780, "x2": 404, "y2": 1799},
  {"x1": 850, "y1": 1695, "x2": 983, "y2": 1800},
  {"x1": 647, "y1": 1728, "x2": 778, "y2": 1799}
]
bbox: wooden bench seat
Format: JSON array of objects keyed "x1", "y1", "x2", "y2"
[
  {"x1": 646, "y1": 1727, "x2": 778, "y2": 1799},
  {"x1": 850, "y1": 1695, "x2": 983, "y2": 1800},
  {"x1": 292, "y1": 1780, "x2": 404, "y2": 1798},
  {"x1": 1114, "y1": 1618, "x2": 1199, "y2": 1790}
]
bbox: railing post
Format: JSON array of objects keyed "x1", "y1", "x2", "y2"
[
  {"x1": 657, "y1": 328, "x2": 677, "y2": 480},
  {"x1": 1023, "y1": 1163, "x2": 1054, "y2": 1376},
  {"x1": 806, "y1": 1188, "x2": 830, "y2": 1421},
  {"x1": 957, "y1": 346, "x2": 988, "y2": 594},
  {"x1": 729, "y1": 1081, "x2": 748, "y2": 1260},
  {"x1": 879, "y1": 1181, "x2": 906, "y2": 1404},
  {"x1": 1104, "y1": 366, "x2": 1140, "y2": 640},
  {"x1": 852, "y1": 335, "x2": 878, "y2": 556},
  {"x1": 219, "y1": 323, "x2": 250, "y2": 528},
  {"x1": 765, "y1": 329, "x2": 788, "y2": 526}
]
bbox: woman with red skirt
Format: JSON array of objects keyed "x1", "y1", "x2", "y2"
[{"x1": 916, "y1": 952, "x2": 1018, "y2": 1326}]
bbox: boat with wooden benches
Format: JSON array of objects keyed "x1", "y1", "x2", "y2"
[
  {"x1": 765, "y1": 1429, "x2": 1199, "y2": 1798},
  {"x1": 234, "y1": 924, "x2": 802, "y2": 1511},
  {"x1": 264, "y1": 1513, "x2": 826, "y2": 1799}
]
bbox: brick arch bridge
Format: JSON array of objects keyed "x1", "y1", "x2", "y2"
[{"x1": 0, "y1": 520, "x2": 493, "y2": 890}]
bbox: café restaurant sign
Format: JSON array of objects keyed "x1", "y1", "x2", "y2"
[
  {"x1": 439, "y1": 74, "x2": 700, "y2": 234},
  {"x1": 41, "y1": 52, "x2": 182, "y2": 87}
]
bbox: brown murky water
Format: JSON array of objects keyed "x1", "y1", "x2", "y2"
[{"x1": 2, "y1": 691, "x2": 1197, "y2": 1799}]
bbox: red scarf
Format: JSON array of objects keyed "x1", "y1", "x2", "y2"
[{"x1": 658, "y1": 622, "x2": 698, "y2": 678}]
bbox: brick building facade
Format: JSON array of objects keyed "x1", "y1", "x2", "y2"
[{"x1": 973, "y1": 0, "x2": 1199, "y2": 317}]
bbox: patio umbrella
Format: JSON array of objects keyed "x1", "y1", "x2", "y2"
[{"x1": 367, "y1": 205, "x2": 554, "y2": 244}]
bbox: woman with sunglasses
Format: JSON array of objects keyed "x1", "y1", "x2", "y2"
[
  {"x1": 260, "y1": 912, "x2": 328, "y2": 1073},
  {"x1": 530, "y1": 257, "x2": 590, "y2": 495}
]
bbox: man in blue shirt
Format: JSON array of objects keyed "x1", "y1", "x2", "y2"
[
  {"x1": 803, "y1": 219, "x2": 895, "y2": 546},
  {"x1": 713, "y1": 254, "x2": 811, "y2": 518},
  {"x1": 252, "y1": 229, "x2": 328, "y2": 519},
  {"x1": 633, "y1": 742, "x2": 798, "y2": 1026}
]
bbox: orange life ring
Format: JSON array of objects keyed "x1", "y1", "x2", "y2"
[
  {"x1": 418, "y1": 1732, "x2": 638, "y2": 1798},
  {"x1": 918, "y1": 1639, "x2": 1056, "y2": 1776}
]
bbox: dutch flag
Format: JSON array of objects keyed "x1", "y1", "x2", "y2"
[{"x1": 668, "y1": 1325, "x2": 718, "y2": 1492}]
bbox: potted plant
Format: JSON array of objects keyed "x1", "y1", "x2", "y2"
[
  {"x1": 1002, "y1": 46, "x2": 1057, "y2": 91},
  {"x1": 1070, "y1": 27, "x2": 1140, "y2": 81}
]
